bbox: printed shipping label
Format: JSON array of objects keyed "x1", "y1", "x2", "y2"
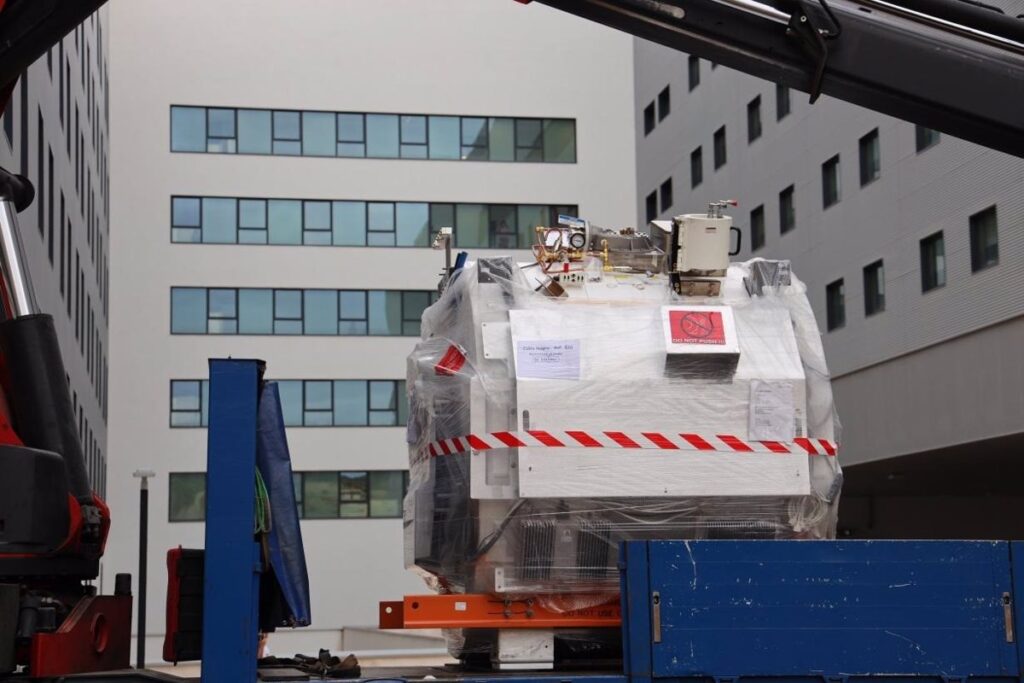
[
  {"x1": 668, "y1": 310, "x2": 726, "y2": 345},
  {"x1": 749, "y1": 380, "x2": 796, "y2": 441},
  {"x1": 515, "y1": 339, "x2": 581, "y2": 380}
]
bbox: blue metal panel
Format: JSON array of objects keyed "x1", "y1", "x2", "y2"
[
  {"x1": 628, "y1": 540, "x2": 1018, "y2": 679},
  {"x1": 201, "y1": 359, "x2": 263, "y2": 683},
  {"x1": 1011, "y1": 542, "x2": 1024, "y2": 672},
  {"x1": 621, "y1": 540, "x2": 653, "y2": 683}
]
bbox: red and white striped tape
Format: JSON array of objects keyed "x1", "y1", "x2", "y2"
[{"x1": 419, "y1": 429, "x2": 837, "y2": 460}]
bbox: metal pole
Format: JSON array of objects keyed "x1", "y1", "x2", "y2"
[
  {"x1": 133, "y1": 470, "x2": 155, "y2": 669},
  {"x1": 0, "y1": 198, "x2": 39, "y2": 318}
]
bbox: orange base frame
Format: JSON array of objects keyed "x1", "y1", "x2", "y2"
[{"x1": 380, "y1": 594, "x2": 621, "y2": 630}]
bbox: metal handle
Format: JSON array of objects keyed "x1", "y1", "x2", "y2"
[
  {"x1": 730, "y1": 226, "x2": 743, "y2": 256},
  {"x1": 1004, "y1": 592, "x2": 1014, "y2": 643},
  {"x1": 652, "y1": 591, "x2": 662, "y2": 643}
]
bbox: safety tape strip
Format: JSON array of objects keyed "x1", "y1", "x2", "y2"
[{"x1": 418, "y1": 430, "x2": 838, "y2": 460}]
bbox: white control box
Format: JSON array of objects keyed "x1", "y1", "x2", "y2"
[{"x1": 675, "y1": 213, "x2": 732, "y2": 272}]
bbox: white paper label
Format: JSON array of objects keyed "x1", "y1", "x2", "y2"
[
  {"x1": 515, "y1": 339, "x2": 580, "y2": 380},
  {"x1": 749, "y1": 380, "x2": 795, "y2": 441}
]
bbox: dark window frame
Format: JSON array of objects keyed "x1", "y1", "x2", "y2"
[
  {"x1": 690, "y1": 146, "x2": 703, "y2": 188},
  {"x1": 776, "y1": 83, "x2": 791, "y2": 120},
  {"x1": 859, "y1": 128, "x2": 881, "y2": 187},
  {"x1": 713, "y1": 126, "x2": 727, "y2": 169},
  {"x1": 862, "y1": 259, "x2": 885, "y2": 316},
  {"x1": 687, "y1": 56, "x2": 700, "y2": 91},
  {"x1": 643, "y1": 102, "x2": 656, "y2": 136},
  {"x1": 747, "y1": 95, "x2": 762, "y2": 143},
  {"x1": 779, "y1": 185, "x2": 795, "y2": 234},
  {"x1": 822, "y1": 154, "x2": 841, "y2": 208},
  {"x1": 657, "y1": 86, "x2": 670, "y2": 121},
  {"x1": 826, "y1": 279, "x2": 845, "y2": 331},
  {"x1": 659, "y1": 177, "x2": 673, "y2": 213},
  {"x1": 919, "y1": 231, "x2": 946, "y2": 292},
  {"x1": 969, "y1": 205, "x2": 999, "y2": 272},
  {"x1": 750, "y1": 205, "x2": 766, "y2": 251}
]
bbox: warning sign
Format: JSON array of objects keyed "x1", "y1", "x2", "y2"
[{"x1": 669, "y1": 310, "x2": 726, "y2": 345}]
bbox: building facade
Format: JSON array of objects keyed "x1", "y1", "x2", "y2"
[
  {"x1": 106, "y1": 0, "x2": 636, "y2": 660},
  {"x1": 0, "y1": 14, "x2": 110, "y2": 514},
  {"x1": 634, "y1": 39, "x2": 1024, "y2": 537}
]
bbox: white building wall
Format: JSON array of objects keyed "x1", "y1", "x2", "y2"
[{"x1": 107, "y1": 0, "x2": 636, "y2": 661}]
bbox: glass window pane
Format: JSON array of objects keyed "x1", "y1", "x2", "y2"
[
  {"x1": 489, "y1": 118, "x2": 514, "y2": 161},
  {"x1": 366, "y1": 114, "x2": 399, "y2": 158},
  {"x1": 515, "y1": 119, "x2": 542, "y2": 161},
  {"x1": 368, "y1": 290, "x2": 402, "y2": 335},
  {"x1": 239, "y1": 199, "x2": 266, "y2": 229},
  {"x1": 430, "y1": 204, "x2": 455, "y2": 236},
  {"x1": 337, "y1": 114, "x2": 364, "y2": 142},
  {"x1": 238, "y1": 289, "x2": 272, "y2": 334},
  {"x1": 171, "y1": 381, "x2": 200, "y2": 411},
  {"x1": 370, "y1": 471, "x2": 404, "y2": 518},
  {"x1": 542, "y1": 120, "x2": 575, "y2": 162},
  {"x1": 428, "y1": 116, "x2": 459, "y2": 159},
  {"x1": 517, "y1": 205, "x2": 546, "y2": 250},
  {"x1": 396, "y1": 203, "x2": 429, "y2": 247},
  {"x1": 277, "y1": 380, "x2": 303, "y2": 426},
  {"x1": 169, "y1": 473, "x2": 206, "y2": 522},
  {"x1": 305, "y1": 381, "x2": 332, "y2": 410},
  {"x1": 171, "y1": 288, "x2": 207, "y2": 333},
  {"x1": 273, "y1": 111, "x2": 300, "y2": 140},
  {"x1": 171, "y1": 227, "x2": 201, "y2": 243},
  {"x1": 209, "y1": 290, "x2": 237, "y2": 319},
  {"x1": 489, "y1": 205, "x2": 518, "y2": 249},
  {"x1": 304, "y1": 201, "x2": 331, "y2": 230},
  {"x1": 398, "y1": 382, "x2": 408, "y2": 425},
  {"x1": 338, "y1": 142, "x2": 366, "y2": 157},
  {"x1": 275, "y1": 290, "x2": 302, "y2": 319},
  {"x1": 170, "y1": 106, "x2": 206, "y2": 152},
  {"x1": 237, "y1": 109, "x2": 271, "y2": 154},
  {"x1": 455, "y1": 204, "x2": 488, "y2": 248},
  {"x1": 340, "y1": 472, "x2": 368, "y2": 518},
  {"x1": 302, "y1": 112, "x2": 335, "y2": 156},
  {"x1": 332, "y1": 201, "x2": 366, "y2": 246},
  {"x1": 401, "y1": 115, "x2": 427, "y2": 143},
  {"x1": 268, "y1": 200, "x2": 302, "y2": 244},
  {"x1": 207, "y1": 108, "x2": 235, "y2": 138},
  {"x1": 172, "y1": 197, "x2": 200, "y2": 227},
  {"x1": 368, "y1": 203, "x2": 395, "y2": 232},
  {"x1": 201, "y1": 381, "x2": 210, "y2": 425},
  {"x1": 303, "y1": 473, "x2": 338, "y2": 519},
  {"x1": 369, "y1": 380, "x2": 396, "y2": 411},
  {"x1": 304, "y1": 290, "x2": 338, "y2": 335},
  {"x1": 201, "y1": 198, "x2": 237, "y2": 244},
  {"x1": 170, "y1": 410, "x2": 200, "y2": 428},
  {"x1": 239, "y1": 229, "x2": 267, "y2": 245},
  {"x1": 334, "y1": 381, "x2": 368, "y2": 425}
]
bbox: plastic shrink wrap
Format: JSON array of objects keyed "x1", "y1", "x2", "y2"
[{"x1": 401, "y1": 218, "x2": 842, "y2": 661}]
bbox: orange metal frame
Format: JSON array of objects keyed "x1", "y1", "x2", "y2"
[{"x1": 380, "y1": 594, "x2": 621, "y2": 630}]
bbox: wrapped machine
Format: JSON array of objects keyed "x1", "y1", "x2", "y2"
[{"x1": 397, "y1": 203, "x2": 842, "y2": 669}]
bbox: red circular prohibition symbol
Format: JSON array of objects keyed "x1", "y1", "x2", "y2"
[{"x1": 679, "y1": 312, "x2": 715, "y2": 339}]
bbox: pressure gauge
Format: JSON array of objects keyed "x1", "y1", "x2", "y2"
[{"x1": 568, "y1": 231, "x2": 587, "y2": 249}]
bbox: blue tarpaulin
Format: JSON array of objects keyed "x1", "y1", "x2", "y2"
[{"x1": 256, "y1": 381, "x2": 312, "y2": 627}]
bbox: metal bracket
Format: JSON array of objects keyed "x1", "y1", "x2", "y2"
[
  {"x1": 1003, "y1": 592, "x2": 1014, "y2": 643},
  {"x1": 786, "y1": 0, "x2": 830, "y2": 102}
]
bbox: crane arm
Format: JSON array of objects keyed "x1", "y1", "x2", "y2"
[{"x1": 528, "y1": 0, "x2": 1024, "y2": 157}]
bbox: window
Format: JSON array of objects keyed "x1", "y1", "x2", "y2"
[
  {"x1": 643, "y1": 102, "x2": 655, "y2": 136},
  {"x1": 690, "y1": 147, "x2": 703, "y2": 188},
  {"x1": 169, "y1": 473, "x2": 206, "y2": 522},
  {"x1": 657, "y1": 86, "x2": 670, "y2": 121},
  {"x1": 170, "y1": 106, "x2": 575, "y2": 163},
  {"x1": 826, "y1": 279, "x2": 845, "y2": 331},
  {"x1": 713, "y1": 126, "x2": 726, "y2": 169},
  {"x1": 750, "y1": 205, "x2": 765, "y2": 251},
  {"x1": 969, "y1": 206, "x2": 999, "y2": 272},
  {"x1": 170, "y1": 196, "x2": 573, "y2": 249},
  {"x1": 919, "y1": 231, "x2": 945, "y2": 292},
  {"x1": 170, "y1": 380, "x2": 208, "y2": 427},
  {"x1": 169, "y1": 470, "x2": 408, "y2": 521},
  {"x1": 822, "y1": 154, "x2": 840, "y2": 208},
  {"x1": 863, "y1": 260, "x2": 885, "y2": 316},
  {"x1": 172, "y1": 379, "x2": 407, "y2": 428},
  {"x1": 779, "y1": 185, "x2": 795, "y2": 234},
  {"x1": 859, "y1": 129, "x2": 880, "y2": 186},
  {"x1": 659, "y1": 178, "x2": 673, "y2": 213},
  {"x1": 915, "y1": 125, "x2": 940, "y2": 153},
  {"x1": 747, "y1": 96, "x2": 762, "y2": 142},
  {"x1": 645, "y1": 191, "x2": 657, "y2": 223},
  {"x1": 776, "y1": 83, "x2": 791, "y2": 120},
  {"x1": 688, "y1": 56, "x2": 700, "y2": 90},
  {"x1": 171, "y1": 287, "x2": 437, "y2": 336}
]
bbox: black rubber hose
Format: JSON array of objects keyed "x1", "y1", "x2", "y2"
[{"x1": 0, "y1": 314, "x2": 92, "y2": 502}]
